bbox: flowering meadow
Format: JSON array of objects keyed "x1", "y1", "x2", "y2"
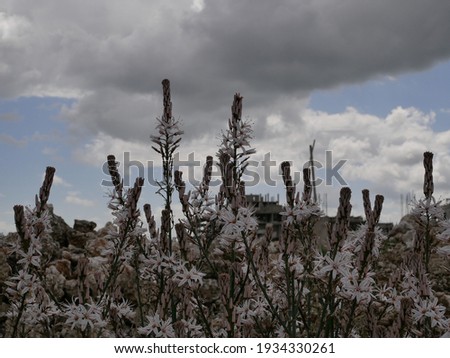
[{"x1": 1, "y1": 79, "x2": 449, "y2": 338}]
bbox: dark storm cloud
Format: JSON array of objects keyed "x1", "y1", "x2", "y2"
[
  {"x1": 188, "y1": 0, "x2": 450, "y2": 91},
  {"x1": 2, "y1": 0, "x2": 450, "y2": 141}
]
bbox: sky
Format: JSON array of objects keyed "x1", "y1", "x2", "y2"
[{"x1": 2, "y1": 0, "x2": 450, "y2": 234}]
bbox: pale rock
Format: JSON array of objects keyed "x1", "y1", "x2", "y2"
[{"x1": 45, "y1": 265, "x2": 66, "y2": 300}]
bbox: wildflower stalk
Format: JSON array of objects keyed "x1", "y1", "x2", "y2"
[
  {"x1": 215, "y1": 93, "x2": 255, "y2": 337},
  {"x1": 343, "y1": 190, "x2": 384, "y2": 337},
  {"x1": 133, "y1": 249, "x2": 145, "y2": 327},
  {"x1": 9, "y1": 167, "x2": 58, "y2": 337},
  {"x1": 317, "y1": 187, "x2": 352, "y2": 337},
  {"x1": 173, "y1": 169, "x2": 219, "y2": 277},
  {"x1": 358, "y1": 190, "x2": 384, "y2": 276},
  {"x1": 36, "y1": 166, "x2": 55, "y2": 217},
  {"x1": 151, "y1": 79, "x2": 183, "y2": 256},
  {"x1": 11, "y1": 294, "x2": 27, "y2": 338},
  {"x1": 150, "y1": 79, "x2": 183, "y2": 325},
  {"x1": 100, "y1": 166, "x2": 145, "y2": 320},
  {"x1": 422, "y1": 151, "x2": 434, "y2": 272},
  {"x1": 143, "y1": 203, "x2": 158, "y2": 241},
  {"x1": 281, "y1": 161, "x2": 295, "y2": 207},
  {"x1": 13, "y1": 205, "x2": 30, "y2": 252},
  {"x1": 331, "y1": 187, "x2": 352, "y2": 256},
  {"x1": 243, "y1": 237, "x2": 291, "y2": 335}
]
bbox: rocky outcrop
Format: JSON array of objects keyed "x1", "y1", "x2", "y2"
[
  {"x1": 73, "y1": 219, "x2": 97, "y2": 233},
  {"x1": 385, "y1": 214, "x2": 416, "y2": 248},
  {"x1": 0, "y1": 208, "x2": 125, "y2": 324},
  {"x1": 47, "y1": 204, "x2": 72, "y2": 248}
]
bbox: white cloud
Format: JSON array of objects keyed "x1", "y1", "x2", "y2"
[
  {"x1": 0, "y1": 133, "x2": 27, "y2": 147},
  {"x1": 0, "y1": 219, "x2": 15, "y2": 235},
  {"x1": 232, "y1": 105, "x2": 449, "y2": 224},
  {"x1": 191, "y1": 0, "x2": 205, "y2": 13},
  {"x1": 71, "y1": 103, "x2": 450, "y2": 225},
  {"x1": 53, "y1": 174, "x2": 72, "y2": 187},
  {"x1": 0, "y1": 209, "x2": 15, "y2": 234},
  {"x1": 42, "y1": 147, "x2": 64, "y2": 161},
  {"x1": 73, "y1": 131, "x2": 155, "y2": 168},
  {"x1": 0, "y1": 11, "x2": 30, "y2": 41},
  {"x1": 65, "y1": 191, "x2": 95, "y2": 207},
  {"x1": 41, "y1": 171, "x2": 71, "y2": 187}
]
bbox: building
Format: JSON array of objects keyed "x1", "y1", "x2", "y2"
[
  {"x1": 246, "y1": 194, "x2": 283, "y2": 240},
  {"x1": 247, "y1": 194, "x2": 393, "y2": 242}
]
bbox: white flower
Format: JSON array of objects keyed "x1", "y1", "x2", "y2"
[
  {"x1": 219, "y1": 118, "x2": 254, "y2": 154},
  {"x1": 436, "y1": 245, "x2": 450, "y2": 258},
  {"x1": 17, "y1": 249, "x2": 41, "y2": 269},
  {"x1": 179, "y1": 318, "x2": 204, "y2": 337},
  {"x1": 275, "y1": 325, "x2": 288, "y2": 338},
  {"x1": 343, "y1": 224, "x2": 386, "y2": 258},
  {"x1": 233, "y1": 207, "x2": 258, "y2": 235},
  {"x1": 202, "y1": 204, "x2": 220, "y2": 220},
  {"x1": 251, "y1": 297, "x2": 269, "y2": 317},
  {"x1": 411, "y1": 297, "x2": 428, "y2": 321},
  {"x1": 295, "y1": 202, "x2": 323, "y2": 220},
  {"x1": 427, "y1": 300, "x2": 448, "y2": 330},
  {"x1": 341, "y1": 270, "x2": 375, "y2": 303},
  {"x1": 157, "y1": 319, "x2": 176, "y2": 338},
  {"x1": 7, "y1": 270, "x2": 39, "y2": 295},
  {"x1": 138, "y1": 313, "x2": 175, "y2": 338},
  {"x1": 437, "y1": 219, "x2": 450, "y2": 242},
  {"x1": 236, "y1": 300, "x2": 256, "y2": 326},
  {"x1": 110, "y1": 300, "x2": 136, "y2": 321},
  {"x1": 374, "y1": 284, "x2": 393, "y2": 303},
  {"x1": 64, "y1": 303, "x2": 89, "y2": 331},
  {"x1": 276, "y1": 254, "x2": 304, "y2": 280},
  {"x1": 410, "y1": 197, "x2": 445, "y2": 221},
  {"x1": 280, "y1": 206, "x2": 297, "y2": 225},
  {"x1": 315, "y1": 252, "x2": 352, "y2": 280},
  {"x1": 28, "y1": 236, "x2": 43, "y2": 255},
  {"x1": 142, "y1": 251, "x2": 174, "y2": 275},
  {"x1": 219, "y1": 208, "x2": 243, "y2": 237},
  {"x1": 63, "y1": 300, "x2": 106, "y2": 332},
  {"x1": 138, "y1": 313, "x2": 161, "y2": 336},
  {"x1": 20, "y1": 303, "x2": 48, "y2": 328},
  {"x1": 129, "y1": 224, "x2": 147, "y2": 239},
  {"x1": 281, "y1": 202, "x2": 323, "y2": 225},
  {"x1": 401, "y1": 269, "x2": 419, "y2": 298},
  {"x1": 174, "y1": 265, "x2": 205, "y2": 288},
  {"x1": 27, "y1": 208, "x2": 52, "y2": 238},
  {"x1": 390, "y1": 288, "x2": 403, "y2": 312}
]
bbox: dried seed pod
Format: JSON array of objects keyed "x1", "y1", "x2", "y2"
[{"x1": 423, "y1": 151, "x2": 434, "y2": 199}]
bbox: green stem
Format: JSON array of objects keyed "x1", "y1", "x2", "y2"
[{"x1": 11, "y1": 294, "x2": 27, "y2": 338}]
